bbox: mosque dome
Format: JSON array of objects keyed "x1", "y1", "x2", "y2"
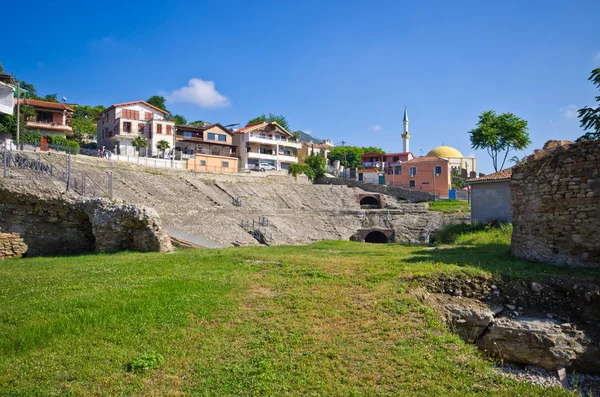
[{"x1": 426, "y1": 145, "x2": 464, "y2": 158}]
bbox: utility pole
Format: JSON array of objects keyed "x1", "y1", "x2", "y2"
[
  {"x1": 15, "y1": 80, "x2": 20, "y2": 148},
  {"x1": 341, "y1": 140, "x2": 347, "y2": 178}
]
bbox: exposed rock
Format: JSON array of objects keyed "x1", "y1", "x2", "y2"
[
  {"x1": 531, "y1": 281, "x2": 543, "y2": 293},
  {"x1": 477, "y1": 317, "x2": 600, "y2": 373},
  {"x1": 0, "y1": 232, "x2": 27, "y2": 259},
  {"x1": 0, "y1": 184, "x2": 171, "y2": 256}
]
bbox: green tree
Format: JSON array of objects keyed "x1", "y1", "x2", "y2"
[
  {"x1": 156, "y1": 139, "x2": 170, "y2": 157},
  {"x1": 469, "y1": 110, "x2": 531, "y2": 172},
  {"x1": 248, "y1": 113, "x2": 290, "y2": 131},
  {"x1": 0, "y1": 62, "x2": 3, "y2": 73},
  {"x1": 578, "y1": 68, "x2": 600, "y2": 140},
  {"x1": 147, "y1": 96, "x2": 168, "y2": 112},
  {"x1": 132, "y1": 136, "x2": 148, "y2": 157},
  {"x1": 328, "y1": 146, "x2": 385, "y2": 168},
  {"x1": 305, "y1": 153, "x2": 326, "y2": 180},
  {"x1": 70, "y1": 105, "x2": 105, "y2": 143},
  {"x1": 43, "y1": 94, "x2": 59, "y2": 103},
  {"x1": 171, "y1": 114, "x2": 187, "y2": 126}
]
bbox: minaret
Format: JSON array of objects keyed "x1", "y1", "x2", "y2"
[{"x1": 402, "y1": 105, "x2": 410, "y2": 153}]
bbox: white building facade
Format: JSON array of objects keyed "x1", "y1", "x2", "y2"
[
  {"x1": 233, "y1": 122, "x2": 300, "y2": 170},
  {"x1": 97, "y1": 101, "x2": 175, "y2": 157}
]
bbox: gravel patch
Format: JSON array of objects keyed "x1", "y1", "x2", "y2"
[{"x1": 495, "y1": 364, "x2": 600, "y2": 396}]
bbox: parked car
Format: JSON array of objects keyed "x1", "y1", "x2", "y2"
[{"x1": 254, "y1": 162, "x2": 277, "y2": 171}]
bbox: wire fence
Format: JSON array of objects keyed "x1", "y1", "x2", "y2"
[{"x1": 1, "y1": 141, "x2": 113, "y2": 199}]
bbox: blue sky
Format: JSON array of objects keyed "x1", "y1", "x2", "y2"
[{"x1": 3, "y1": 0, "x2": 599, "y2": 173}]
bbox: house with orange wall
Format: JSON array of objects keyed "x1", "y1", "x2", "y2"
[{"x1": 385, "y1": 156, "x2": 451, "y2": 198}]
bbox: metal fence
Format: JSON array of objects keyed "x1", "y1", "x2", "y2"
[{"x1": 1, "y1": 142, "x2": 113, "y2": 199}]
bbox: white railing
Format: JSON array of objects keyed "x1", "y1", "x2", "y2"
[{"x1": 109, "y1": 153, "x2": 185, "y2": 169}]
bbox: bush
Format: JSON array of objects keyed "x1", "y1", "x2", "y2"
[
  {"x1": 23, "y1": 130, "x2": 42, "y2": 145},
  {"x1": 434, "y1": 221, "x2": 511, "y2": 244},
  {"x1": 47, "y1": 135, "x2": 80, "y2": 154},
  {"x1": 289, "y1": 163, "x2": 311, "y2": 178},
  {"x1": 127, "y1": 353, "x2": 164, "y2": 372}
]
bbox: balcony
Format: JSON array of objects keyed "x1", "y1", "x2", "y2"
[
  {"x1": 26, "y1": 120, "x2": 72, "y2": 132},
  {"x1": 248, "y1": 133, "x2": 301, "y2": 148},
  {"x1": 277, "y1": 154, "x2": 298, "y2": 163},
  {"x1": 116, "y1": 111, "x2": 157, "y2": 121},
  {"x1": 248, "y1": 152, "x2": 278, "y2": 161},
  {"x1": 176, "y1": 132, "x2": 204, "y2": 142}
]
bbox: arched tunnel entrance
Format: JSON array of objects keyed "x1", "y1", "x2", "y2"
[
  {"x1": 364, "y1": 230, "x2": 389, "y2": 244},
  {"x1": 359, "y1": 196, "x2": 380, "y2": 208}
]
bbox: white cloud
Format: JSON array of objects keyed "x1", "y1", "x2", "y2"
[
  {"x1": 559, "y1": 104, "x2": 579, "y2": 119},
  {"x1": 370, "y1": 124, "x2": 382, "y2": 131},
  {"x1": 166, "y1": 78, "x2": 230, "y2": 108}
]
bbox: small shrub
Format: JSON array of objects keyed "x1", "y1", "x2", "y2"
[
  {"x1": 127, "y1": 353, "x2": 165, "y2": 372},
  {"x1": 23, "y1": 130, "x2": 42, "y2": 145},
  {"x1": 434, "y1": 221, "x2": 511, "y2": 244},
  {"x1": 289, "y1": 163, "x2": 310, "y2": 178}
]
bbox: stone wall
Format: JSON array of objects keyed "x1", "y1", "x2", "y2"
[
  {"x1": 511, "y1": 140, "x2": 600, "y2": 267},
  {"x1": 0, "y1": 233, "x2": 27, "y2": 259},
  {"x1": 0, "y1": 183, "x2": 172, "y2": 256},
  {"x1": 315, "y1": 177, "x2": 434, "y2": 202}
]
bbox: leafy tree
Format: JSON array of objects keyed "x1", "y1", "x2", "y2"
[
  {"x1": 43, "y1": 94, "x2": 59, "y2": 103},
  {"x1": 132, "y1": 136, "x2": 148, "y2": 157},
  {"x1": 147, "y1": 96, "x2": 168, "y2": 112},
  {"x1": 156, "y1": 140, "x2": 170, "y2": 157},
  {"x1": 248, "y1": 113, "x2": 290, "y2": 131},
  {"x1": 171, "y1": 114, "x2": 187, "y2": 126},
  {"x1": 469, "y1": 110, "x2": 531, "y2": 172},
  {"x1": 70, "y1": 105, "x2": 105, "y2": 143},
  {"x1": 328, "y1": 145, "x2": 386, "y2": 168},
  {"x1": 23, "y1": 130, "x2": 42, "y2": 145},
  {"x1": 578, "y1": 68, "x2": 600, "y2": 140},
  {"x1": 17, "y1": 81, "x2": 39, "y2": 99},
  {"x1": 305, "y1": 153, "x2": 326, "y2": 180},
  {"x1": 0, "y1": 62, "x2": 3, "y2": 73}
]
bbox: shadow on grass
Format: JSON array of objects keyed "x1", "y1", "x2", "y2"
[{"x1": 405, "y1": 243, "x2": 600, "y2": 280}]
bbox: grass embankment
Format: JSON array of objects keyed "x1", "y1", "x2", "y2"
[
  {"x1": 428, "y1": 200, "x2": 470, "y2": 213},
  {"x1": 1, "y1": 229, "x2": 598, "y2": 396}
]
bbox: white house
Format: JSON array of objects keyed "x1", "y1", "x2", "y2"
[
  {"x1": 97, "y1": 100, "x2": 175, "y2": 157},
  {"x1": 0, "y1": 82, "x2": 14, "y2": 116},
  {"x1": 233, "y1": 121, "x2": 300, "y2": 171}
]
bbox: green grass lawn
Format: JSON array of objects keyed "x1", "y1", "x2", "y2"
[
  {"x1": 428, "y1": 200, "x2": 470, "y2": 213},
  {"x1": 1, "y1": 230, "x2": 598, "y2": 396}
]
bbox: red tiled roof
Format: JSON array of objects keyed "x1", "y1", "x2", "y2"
[
  {"x1": 235, "y1": 122, "x2": 267, "y2": 133},
  {"x1": 403, "y1": 156, "x2": 448, "y2": 163},
  {"x1": 385, "y1": 152, "x2": 411, "y2": 156},
  {"x1": 467, "y1": 168, "x2": 512, "y2": 183},
  {"x1": 359, "y1": 167, "x2": 380, "y2": 173},
  {"x1": 20, "y1": 99, "x2": 73, "y2": 112},
  {"x1": 103, "y1": 100, "x2": 169, "y2": 115},
  {"x1": 360, "y1": 151, "x2": 385, "y2": 158}
]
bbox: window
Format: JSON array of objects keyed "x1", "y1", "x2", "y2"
[
  {"x1": 145, "y1": 112, "x2": 154, "y2": 121},
  {"x1": 409, "y1": 180, "x2": 416, "y2": 188},
  {"x1": 123, "y1": 122, "x2": 132, "y2": 133},
  {"x1": 183, "y1": 131, "x2": 192, "y2": 138},
  {"x1": 394, "y1": 165, "x2": 401, "y2": 175},
  {"x1": 166, "y1": 125, "x2": 172, "y2": 135},
  {"x1": 434, "y1": 165, "x2": 442, "y2": 175},
  {"x1": 138, "y1": 123, "x2": 145, "y2": 133},
  {"x1": 157, "y1": 124, "x2": 163, "y2": 134},
  {"x1": 122, "y1": 109, "x2": 139, "y2": 120},
  {"x1": 409, "y1": 166, "x2": 417, "y2": 177},
  {"x1": 393, "y1": 156, "x2": 399, "y2": 162},
  {"x1": 218, "y1": 134, "x2": 226, "y2": 142},
  {"x1": 387, "y1": 167, "x2": 393, "y2": 175},
  {"x1": 422, "y1": 181, "x2": 430, "y2": 185},
  {"x1": 36, "y1": 111, "x2": 53, "y2": 123},
  {"x1": 222, "y1": 161, "x2": 229, "y2": 168},
  {"x1": 200, "y1": 160, "x2": 206, "y2": 166},
  {"x1": 207, "y1": 133, "x2": 216, "y2": 140}
]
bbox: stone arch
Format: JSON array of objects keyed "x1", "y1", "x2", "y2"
[
  {"x1": 364, "y1": 230, "x2": 389, "y2": 244},
  {"x1": 359, "y1": 195, "x2": 380, "y2": 207}
]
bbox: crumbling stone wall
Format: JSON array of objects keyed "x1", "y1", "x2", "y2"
[
  {"x1": 0, "y1": 184, "x2": 172, "y2": 256},
  {"x1": 0, "y1": 233, "x2": 27, "y2": 259},
  {"x1": 511, "y1": 140, "x2": 600, "y2": 267}
]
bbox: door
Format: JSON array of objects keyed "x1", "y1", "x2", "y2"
[
  {"x1": 358, "y1": 173, "x2": 364, "y2": 181},
  {"x1": 40, "y1": 136, "x2": 49, "y2": 151},
  {"x1": 378, "y1": 174, "x2": 385, "y2": 185}
]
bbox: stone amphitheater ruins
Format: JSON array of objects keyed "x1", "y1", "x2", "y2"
[{"x1": 0, "y1": 150, "x2": 467, "y2": 255}]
